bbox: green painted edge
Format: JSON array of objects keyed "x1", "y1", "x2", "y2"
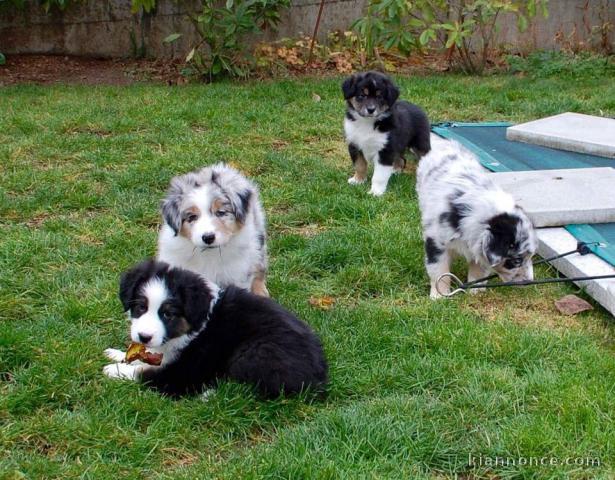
[
  {"x1": 565, "y1": 224, "x2": 615, "y2": 267},
  {"x1": 431, "y1": 124, "x2": 512, "y2": 172}
]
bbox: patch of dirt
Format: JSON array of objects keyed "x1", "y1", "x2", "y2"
[
  {"x1": 271, "y1": 139, "x2": 289, "y2": 151},
  {"x1": 0, "y1": 50, "x2": 452, "y2": 87},
  {"x1": 461, "y1": 291, "x2": 588, "y2": 330},
  {"x1": 0, "y1": 54, "x2": 185, "y2": 86},
  {"x1": 161, "y1": 447, "x2": 201, "y2": 469},
  {"x1": 275, "y1": 223, "x2": 327, "y2": 237}
]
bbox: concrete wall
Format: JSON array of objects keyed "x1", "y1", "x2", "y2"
[
  {"x1": 0, "y1": 0, "x2": 612, "y2": 59},
  {"x1": 496, "y1": 0, "x2": 614, "y2": 53}
]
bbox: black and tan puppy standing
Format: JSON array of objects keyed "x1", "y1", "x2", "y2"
[{"x1": 342, "y1": 71, "x2": 431, "y2": 196}]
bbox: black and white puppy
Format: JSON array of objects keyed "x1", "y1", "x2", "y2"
[
  {"x1": 342, "y1": 71, "x2": 431, "y2": 196},
  {"x1": 103, "y1": 260, "x2": 328, "y2": 398},
  {"x1": 158, "y1": 163, "x2": 269, "y2": 296},
  {"x1": 416, "y1": 136, "x2": 537, "y2": 299}
]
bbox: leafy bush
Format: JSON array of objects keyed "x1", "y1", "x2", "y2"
[
  {"x1": 507, "y1": 50, "x2": 615, "y2": 79},
  {"x1": 353, "y1": 0, "x2": 549, "y2": 74},
  {"x1": 352, "y1": 0, "x2": 420, "y2": 59},
  {"x1": 166, "y1": 0, "x2": 290, "y2": 81}
]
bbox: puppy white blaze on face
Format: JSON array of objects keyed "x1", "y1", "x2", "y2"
[
  {"x1": 130, "y1": 278, "x2": 169, "y2": 347},
  {"x1": 179, "y1": 187, "x2": 242, "y2": 249}
]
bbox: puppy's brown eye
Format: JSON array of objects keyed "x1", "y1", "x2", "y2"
[
  {"x1": 186, "y1": 214, "x2": 198, "y2": 223},
  {"x1": 161, "y1": 311, "x2": 172, "y2": 321},
  {"x1": 215, "y1": 210, "x2": 226, "y2": 218},
  {"x1": 133, "y1": 304, "x2": 146, "y2": 317}
]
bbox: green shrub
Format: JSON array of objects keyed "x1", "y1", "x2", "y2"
[
  {"x1": 168, "y1": 0, "x2": 290, "y2": 81},
  {"x1": 353, "y1": 0, "x2": 548, "y2": 74}
]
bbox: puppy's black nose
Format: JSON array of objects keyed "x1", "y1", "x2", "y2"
[
  {"x1": 202, "y1": 233, "x2": 216, "y2": 245},
  {"x1": 138, "y1": 333, "x2": 152, "y2": 344},
  {"x1": 367, "y1": 107, "x2": 376, "y2": 114}
]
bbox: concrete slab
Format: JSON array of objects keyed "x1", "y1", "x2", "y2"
[
  {"x1": 506, "y1": 112, "x2": 615, "y2": 159},
  {"x1": 490, "y1": 167, "x2": 615, "y2": 227},
  {"x1": 537, "y1": 228, "x2": 615, "y2": 317}
]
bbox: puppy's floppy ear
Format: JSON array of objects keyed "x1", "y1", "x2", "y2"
[
  {"x1": 384, "y1": 79, "x2": 400, "y2": 106},
  {"x1": 161, "y1": 178, "x2": 185, "y2": 236},
  {"x1": 161, "y1": 173, "x2": 201, "y2": 236},
  {"x1": 119, "y1": 260, "x2": 157, "y2": 311},
  {"x1": 174, "y1": 270, "x2": 213, "y2": 329},
  {"x1": 231, "y1": 188, "x2": 253, "y2": 224},
  {"x1": 342, "y1": 74, "x2": 359, "y2": 99}
]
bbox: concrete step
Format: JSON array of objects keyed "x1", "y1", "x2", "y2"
[
  {"x1": 506, "y1": 112, "x2": 615, "y2": 159},
  {"x1": 490, "y1": 167, "x2": 615, "y2": 227},
  {"x1": 537, "y1": 228, "x2": 615, "y2": 317}
]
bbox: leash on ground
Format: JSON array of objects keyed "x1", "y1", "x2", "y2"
[{"x1": 436, "y1": 242, "x2": 615, "y2": 297}]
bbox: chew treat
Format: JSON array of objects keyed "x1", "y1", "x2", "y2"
[
  {"x1": 124, "y1": 343, "x2": 163, "y2": 366},
  {"x1": 125, "y1": 343, "x2": 145, "y2": 363}
]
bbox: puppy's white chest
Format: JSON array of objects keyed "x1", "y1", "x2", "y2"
[
  {"x1": 344, "y1": 117, "x2": 388, "y2": 161},
  {"x1": 157, "y1": 225, "x2": 255, "y2": 290}
]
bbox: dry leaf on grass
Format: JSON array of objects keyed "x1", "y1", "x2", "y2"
[
  {"x1": 554, "y1": 294, "x2": 593, "y2": 316},
  {"x1": 312, "y1": 93, "x2": 321, "y2": 102},
  {"x1": 125, "y1": 342, "x2": 163, "y2": 365},
  {"x1": 309, "y1": 296, "x2": 336, "y2": 310}
]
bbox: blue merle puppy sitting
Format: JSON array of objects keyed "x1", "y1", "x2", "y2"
[{"x1": 416, "y1": 136, "x2": 537, "y2": 299}]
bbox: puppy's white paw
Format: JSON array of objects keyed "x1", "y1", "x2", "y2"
[
  {"x1": 429, "y1": 284, "x2": 448, "y2": 300},
  {"x1": 429, "y1": 290, "x2": 443, "y2": 300},
  {"x1": 348, "y1": 176, "x2": 366, "y2": 185},
  {"x1": 104, "y1": 348, "x2": 126, "y2": 362},
  {"x1": 103, "y1": 363, "x2": 141, "y2": 381},
  {"x1": 368, "y1": 186, "x2": 386, "y2": 197}
]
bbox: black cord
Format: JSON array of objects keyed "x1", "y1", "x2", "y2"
[
  {"x1": 459, "y1": 242, "x2": 606, "y2": 290},
  {"x1": 465, "y1": 274, "x2": 615, "y2": 290}
]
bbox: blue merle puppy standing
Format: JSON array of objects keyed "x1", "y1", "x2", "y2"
[
  {"x1": 416, "y1": 136, "x2": 537, "y2": 299},
  {"x1": 342, "y1": 71, "x2": 431, "y2": 196}
]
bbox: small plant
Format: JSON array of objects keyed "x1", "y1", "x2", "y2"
[
  {"x1": 352, "y1": 0, "x2": 420, "y2": 61},
  {"x1": 166, "y1": 0, "x2": 290, "y2": 81},
  {"x1": 353, "y1": 0, "x2": 549, "y2": 74}
]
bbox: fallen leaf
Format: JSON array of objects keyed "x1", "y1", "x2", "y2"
[
  {"x1": 312, "y1": 93, "x2": 321, "y2": 102},
  {"x1": 309, "y1": 296, "x2": 335, "y2": 310},
  {"x1": 125, "y1": 342, "x2": 145, "y2": 363},
  {"x1": 125, "y1": 342, "x2": 163, "y2": 365},
  {"x1": 141, "y1": 351, "x2": 163, "y2": 366},
  {"x1": 554, "y1": 294, "x2": 593, "y2": 316}
]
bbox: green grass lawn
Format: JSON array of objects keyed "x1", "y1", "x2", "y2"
[{"x1": 2, "y1": 71, "x2": 615, "y2": 479}]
